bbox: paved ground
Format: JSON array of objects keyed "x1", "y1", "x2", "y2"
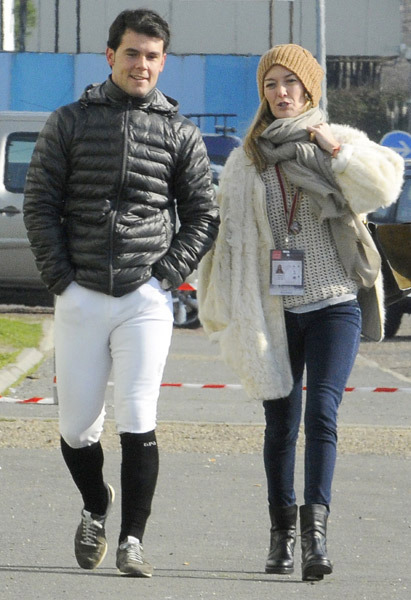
[
  {"x1": 0, "y1": 316, "x2": 410, "y2": 599},
  {"x1": 1, "y1": 449, "x2": 409, "y2": 600}
]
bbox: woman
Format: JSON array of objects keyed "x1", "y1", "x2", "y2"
[{"x1": 198, "y1": 44, "x2": 404, "y2": 581}]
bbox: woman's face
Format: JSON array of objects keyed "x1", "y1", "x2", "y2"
[{"x1": 263, "y1": 64, "x2": 307, "y2": 119}]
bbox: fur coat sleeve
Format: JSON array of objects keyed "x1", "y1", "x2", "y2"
[
  {"x1": 328, "y1": 124, "x2": 404, "y2": 341},
  {"x1": 198, "y1": 148, "x2": 294, "y2": 401},
  {"x1": 330, "y1": 124, "x2": 404, "y2": 216}
]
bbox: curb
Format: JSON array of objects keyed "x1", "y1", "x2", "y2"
[{"x1": 0, "y1": 318, "x2": 54, "y2": 395}]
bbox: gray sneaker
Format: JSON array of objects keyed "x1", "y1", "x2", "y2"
[
  {"x1": 116, "y1": 536, "x2": 153, "y2": 577},
  {"x1": 74, "y1": 483, "x2": 115, "y2": 570}
]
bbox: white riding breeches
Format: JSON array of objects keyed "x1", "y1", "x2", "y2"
[{"x1": 54, "y1": 278, "x2": 174, "y2": 448}]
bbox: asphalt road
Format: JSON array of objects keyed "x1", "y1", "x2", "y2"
[{"x1": 0, "y1": 309, "x2": 410, "y2": 600}]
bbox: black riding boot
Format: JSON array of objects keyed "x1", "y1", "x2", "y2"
[
  {"x1": 300, "y1": 504, "x2": 333, "y2": 581},
  {"x1": 265, "y1": 504, "x2": 298, "y2": 574}
]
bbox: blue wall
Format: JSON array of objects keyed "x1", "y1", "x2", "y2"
[
  {"x1": 0, "y1": 52, "x2": 261, "y2": 138},
  {"x1": 10, "y1": 53, "x2": 74, "y2": 111},
  {"x1": 0, "y1": 53, "x2": 12, "y2": 109},
  {"x1": 204, "y1": 55, "x2": 260, "y2": 138}
]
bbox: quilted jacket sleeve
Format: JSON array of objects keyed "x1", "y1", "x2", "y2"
[
  {"x1": 23, "y1": 107, "x2": 76, "y2": 295},
  {"x1": 151, "y1": 120, "x2": 220, "y2": 288}
]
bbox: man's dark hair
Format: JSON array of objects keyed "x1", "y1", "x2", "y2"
[{"x1": 107, "y1": 9, "x2": 170, "y2": 52}]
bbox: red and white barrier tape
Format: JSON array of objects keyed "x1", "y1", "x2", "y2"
[
  {"x1": 1, "y1": 384, "x2": 411, "y2": 404},
  {"x1": 161, "y1": 384, "x2": 411, "y2": 393},
  {"x1": 0, "y1": 396, "x2": 55, "y2": 404}
]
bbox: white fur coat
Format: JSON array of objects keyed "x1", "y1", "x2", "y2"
[{"x1": 198, "y1": 124, "x2": 404, "y2": 401}]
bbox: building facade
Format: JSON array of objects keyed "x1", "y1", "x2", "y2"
[{"x1": 0, "y1": 0, "x2": 409, "y2": 137}]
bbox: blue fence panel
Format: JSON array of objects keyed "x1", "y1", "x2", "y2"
[
  {"x1": 11, "y1": 53, "x2": 74, "y2": 111},
  {"x1": 158, "y1": 54, "x2": 206, "y2": 116},
  {"x1": 204, "y1": 55, "x2": 261, "y2": 138},
  {"x1": 74, "y1": 54, "x2": 111, "y2": 100},
  {"x1": 0, "y1": 53, "x2": 12, "y2": 110},
  {"x1": 3, "y1": 52, "x2": 262, "y2": 137}
]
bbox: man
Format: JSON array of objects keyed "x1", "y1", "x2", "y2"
[{"x1": 24, "y1": 9, "x2": 219, "y2": 577}]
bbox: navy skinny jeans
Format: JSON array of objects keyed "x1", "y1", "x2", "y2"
[{"x1": 263, "y1": 300, "x2": 362, "y2": 508}]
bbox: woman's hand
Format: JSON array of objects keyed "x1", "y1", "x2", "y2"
[{"x1": 307, "y1": 123, "x2": 340, "y2": 156}]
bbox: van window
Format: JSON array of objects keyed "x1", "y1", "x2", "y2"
[{"x1": 4, "y1": 132, "x2": 38, "y2": 193}]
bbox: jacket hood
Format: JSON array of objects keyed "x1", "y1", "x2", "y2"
[{"x1": 80, "y1": 76, "x2": 179, "y2": 116}]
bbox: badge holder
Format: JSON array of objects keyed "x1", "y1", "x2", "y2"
[{"x1": 270, "y1": 249, "x2": 304, "y2": 295}]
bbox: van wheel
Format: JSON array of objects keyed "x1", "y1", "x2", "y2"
[{"x1": 384, "y1": 304, "x2": 402, "y2": 338}]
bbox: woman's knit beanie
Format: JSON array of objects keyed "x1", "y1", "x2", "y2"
[{"x1": 257, "y1": 43, "x2": 324, "y2": 107}]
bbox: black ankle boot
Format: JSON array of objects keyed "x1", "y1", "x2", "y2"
[
  {"x1": 300, "y1": 504, "x2": 333, "y2": 581},
  {"x1": 265, "y1": 504, "x2": 297, "y2": 574}
]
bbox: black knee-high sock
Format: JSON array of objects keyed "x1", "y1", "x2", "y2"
[
  {"x1": 119, "y1": 430, "x2": 159, "y2": 543},
  {"x1": 60, "y1": 437, "x2": 108, "y2": 516}
]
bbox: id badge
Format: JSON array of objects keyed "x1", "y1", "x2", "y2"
[{"x1": 269, "y1": 249, "x2": 304, "y2": 295}]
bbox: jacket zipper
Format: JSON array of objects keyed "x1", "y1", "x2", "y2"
[{"x1": 108, "y1": 103, "x2": 130, "y2": 295}]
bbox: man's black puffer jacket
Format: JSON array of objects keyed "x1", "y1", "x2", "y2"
[{"x1": 23, "y1": 77, "x2": 219, "y2": 296}]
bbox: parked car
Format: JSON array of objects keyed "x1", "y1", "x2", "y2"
[
  {"x1": 367, "y1": 159, "x2": 411, "y2": 337},
  {"x1": 0, "y1": 111, "x2": 49, "y2": 299}
]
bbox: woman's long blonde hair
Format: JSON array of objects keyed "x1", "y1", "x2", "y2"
[{"x1": 243, "y1": 98, "x2": 275, "y2": 173}]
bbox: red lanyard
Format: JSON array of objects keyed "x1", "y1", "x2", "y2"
[{"x1": 275, "y1": 164, "x2": 300, "y2": 234}]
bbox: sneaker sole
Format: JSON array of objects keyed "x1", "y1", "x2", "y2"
[
  {"x1": 78, "y1": 543, "x2": 108, "y2": 570},
  {"x1": 117, "y1": 567, "x2": 153, "y2": 578}
]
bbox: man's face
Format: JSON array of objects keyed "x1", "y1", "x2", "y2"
[{"x1": 106, "y1": 29, "x2": 166, "y2": 98}]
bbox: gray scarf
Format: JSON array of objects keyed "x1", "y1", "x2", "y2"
[
  {"x1": 257, "y1": 107, "x2": 347, "y2": 220},
  {"x1": 258, "y1": 106, "x2": 382, "y2": 301}
]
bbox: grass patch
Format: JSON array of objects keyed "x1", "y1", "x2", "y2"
[
  {"x1": 0, "y1": 318, "x2": 42, "y2": 369},
  {"x1": 0, "y1": 350, "x2": 19, "y2": 369}
]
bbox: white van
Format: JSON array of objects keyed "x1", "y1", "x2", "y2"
[{"x1": 0, "y1": 111, "x2": 49, "y2": 291}]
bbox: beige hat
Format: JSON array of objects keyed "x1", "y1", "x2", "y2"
[{"x1": 257, "y1": 43, "x2": 324, "y2": 107}]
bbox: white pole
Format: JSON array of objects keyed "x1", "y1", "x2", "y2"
[
  {"x1": 3, "y1": 0, "x2": 15, "y2": 51},
  {"x1": 316, "y1": 0, "x2": 327, "y2": 115}
]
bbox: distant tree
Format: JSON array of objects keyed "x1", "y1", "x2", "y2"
[
  {"x1": 14, "y1": 0, "x2": 36, "y2": 51},
  {"x1": 327, "y1": 87, "x2": 408, "y2": 142}
]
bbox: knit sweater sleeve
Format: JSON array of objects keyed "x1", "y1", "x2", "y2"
[{"x1": 329, "y1": 123, "x2": 405, "y2": 216}]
